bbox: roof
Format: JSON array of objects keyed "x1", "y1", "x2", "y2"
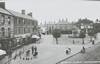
[
  {"x1": 7, "y1": 9, "x2": 34, "y2": 20},
  {"x1": 57, "y1": 21, "x2": 68, "y2": 24},
  {"x1": 0, "y1": 8, "x2": 36, "y2": 20},
  {"x1": 0, "y1": 8, "x2": 12, "y2": 15}
]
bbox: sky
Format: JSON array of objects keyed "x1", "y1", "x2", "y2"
[{"x1": 4, "y1": 0, "x2": 100, "y2": 24}]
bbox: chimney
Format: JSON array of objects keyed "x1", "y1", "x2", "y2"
[
  {"x1": 0, "y1": 2, "x2": 5, "y2": 9},
  {"x1": 21, "y1": 10, "x2": 25, "y2": 15},
  {"x1": 27, "y1": 12, "x2": 32, "y2": 17}
]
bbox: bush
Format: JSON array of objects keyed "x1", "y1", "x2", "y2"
[
  {"x1": 79, "y1": 32, "x2": 86, "y2": 38},
  {"x1": 61, "y1": 30, "x2": 72, "y2": 34}
]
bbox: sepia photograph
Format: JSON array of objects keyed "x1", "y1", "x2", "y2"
[{"x1": 0, "y1": 0, "x2": 100, "y2": 64}]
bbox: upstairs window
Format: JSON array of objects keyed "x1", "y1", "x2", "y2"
[
  {"x1": 1, "y1": 15, "x2": 5, "y2": 25},
  {"x1": 8, "y1": 16, "x2": 11, "y2": 25}
]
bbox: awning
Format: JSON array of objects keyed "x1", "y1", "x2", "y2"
[
  {"x1": 14, "y1": 33, "x2": 31, "y2": 38},
  {"x1": 32, "y1": 35, "x2": 40, "y2": 39},
  {"x1": 21, "y1": 34, "x2": 26, "y2": 38},
  {"x1": 0, "y1": 49, "x2": 6, "y2": 56}
]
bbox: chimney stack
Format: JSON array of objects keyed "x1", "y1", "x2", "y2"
[
  {"x1": 0, "y1": 2, "x2": 5, "y2": 9},
  {"x1": 27, "y1": 12, "x2": 32, "y2": 17},
  {"x1": 21, "y1": 10, "x2": 25, "y2": 15}
]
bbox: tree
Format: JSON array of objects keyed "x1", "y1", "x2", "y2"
[
  {"x1": 94, "y1": 23, "x2": 100, "y2": 33},
  {"x1": 76, "y1": 18, "x2": 93, "y2": 24},
  {"x1": 52, "y1": 29, "x2": 61, "y2": 44},
  {"x1": 76, "y1": 18, "x2": 93, "y2": 28}
]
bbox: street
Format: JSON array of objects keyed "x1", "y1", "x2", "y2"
[
  {"x1": 0, "y1": 34, "x2": 98, "y2": 64},
  {"x1": 1, "y1": 1, "x2": 100, "y2": 64},
  {"x1": 58, "y1": 43, "x2": 100, "y2": 64},
  {"x1": 9, "y1": 35, "x2": 81, "y2": 64}
]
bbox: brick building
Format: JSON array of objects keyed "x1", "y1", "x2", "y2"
[{"x1": 0, "y1": 2, "x2": 38, "y2": 38}]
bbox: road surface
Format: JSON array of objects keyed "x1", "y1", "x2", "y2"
[
  {"x1": 59, "y1": 43, "x2": 100, "y2": 64},
  {"x1": 0, "y1": 34, "x2": 97, "y2": 64}
]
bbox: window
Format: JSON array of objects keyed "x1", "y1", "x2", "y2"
[
  {"x1": 16, "y1": 27, "x2": 19, "y2": 34},
  {"x1": 24, "y1": 28, "x2": 25, "y2": 33},
  {"x1": 19, "y1": 18, "x2": 21, "y2": 24},
  {"x1": 1, "y1": 15, "x2": 5, "y2": 25},
  {"x1": 8, "y1": 17, "x2": 11, "y2": 25},
  {"x1": 23, "y1": 19, "x2": 25, "y2": 24},
  {"x1": 16, "y1": 18, "x2": 19, "y2": 25},
  {"x1": 14, "y1": 18, "x2": 17, "y2": 25},
  {"x1": 24, "y1": 19, "x2": 27, "y2": 24},
  {"x1": 1, "y1": 27, "x2": 5, "y2": 36},
  {"x1": 32, "y1": 21, "x2": 34, "y2": 25},
  {"x1": 8, "y1": 28, "x2": 11, "y2": 37}
]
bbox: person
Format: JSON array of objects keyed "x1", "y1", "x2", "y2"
[
  {"x1": 33, "y1": 46, "x2": 38, "y2": 57},
  {"x1": 92, "y1": 38, "x2": 95, "y2": 45},
  {"x1": 39, "y1": 33, "x2": 41, "y2": 39},
  {"x1": 65, "y1": 48, "x2": 71, "y2": 54},
  {"x1": 26, "y1": 50, "x2": 30, "y2": 56},
  {"x1": 31, "y1": 46, "x2": 34, "y2": 55},
  {"x1": 82, "y1": 39, "x2": 85, "y2": 44},
  {"x1": 66, "y1": 49, "x2": 69, "y2": 54},
  {"x1": 34, "y1": 46, "x2": 37, "y2": 52},
  {"x1": 33, "y1": 51, "x2": 38, "y2": 57},
  {"x1": 14, "y1": 54, "x2": 17, "y2": 60},
  {"x1": 73, "y1": 40, "x2": 75, "y2": 44},
  {"x1": 68, "y1": 48, "x2": 71, "y2": 53},
  {"x1": 81, "y1": 46, "x2": 85, "y2": 53}
]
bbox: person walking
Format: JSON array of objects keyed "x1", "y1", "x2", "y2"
[
  {"x1": 73, "y1": 40, "x2": 75, "y2": 44},
  {"x1": 65, "y1": 48, "x2": 71, "y2": 55},
  {"x1": 34, "y1": 46, "x2": 37, "y2": 52},
  {"x1": 81, "y1": 46, "x2": 85, "y2": 53},
  {"x1": 31, "y1": 46, "x2": 34, "y2": 55},
  {"x1": 39, "y1": 33, "x2": 41, "y2": 39},
  {"x1": 26, "y1": 50, "x2": 30, "y2": 57},
  {"x1": 68, "y1": 48, "x2": 71, "y2": 53},
  {"x1": 92, "y1": 38, "x2": 95, "y2": 45},
  {"x1": 33, "y1": 46, "x2": 38, "y2": 57}
]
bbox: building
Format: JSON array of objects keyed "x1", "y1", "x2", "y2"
[
  {"x1": 42, "y1": 18, "x2": 78, "y2": 34},
  {"x1": 0, "y1": 2, "x2": 38, "y2": 38}
]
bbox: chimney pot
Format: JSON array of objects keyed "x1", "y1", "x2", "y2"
[
  {"x1": 0, "y1": 2, "x2": 5, "y2": 9},
  {"x1": 21, "y1": 10, "x2": 25, "y2": 15}
]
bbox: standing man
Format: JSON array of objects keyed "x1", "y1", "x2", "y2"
[
  {"x1": 31, "y1": 46, "x2": 34, "y2": 55},
  {"x1": 33, "y1": 46, "x2": 38, "y2": 57},
  {"x1": 92, "y1": 37, "x2": 95, "y2": 45}
]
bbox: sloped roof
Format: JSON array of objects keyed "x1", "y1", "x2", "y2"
[
  {"x1": 0, "y1": 8, "x2": 12, "y2": 15},
  {"x1": 57, "y1": 21, "x2": 68, "y2": 24},
  {"x1": 7, "y1": 9, "x2": 34, "y2": 20}
]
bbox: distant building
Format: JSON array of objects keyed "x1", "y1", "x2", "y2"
[
  {"x1": 42, "y1": 19, "x2": 79, "y2": 34},
  {"x1": 0, "y1": 2, "x2": 38, "y2": 38}
]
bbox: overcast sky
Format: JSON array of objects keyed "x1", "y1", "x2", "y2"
[{"x1": 5, "y1": 0, "x2": 100, "y2": 23}]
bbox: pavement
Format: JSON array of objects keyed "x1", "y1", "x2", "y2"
[
  {"x1": 1, "y1": 34, "x2": 100, "y2": 64},
  {"x1": 57, "y1": 43, "x2": 100, "y2": 64},
  {"x1": 56, "y1": 34, "x2": 100, "y2": 64}
]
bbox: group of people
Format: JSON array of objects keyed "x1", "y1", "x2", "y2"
[
  {"x1": 66, "y1": 48, "x2": 71, "y2": 54},
  {"x1": 15, "y1": 45, "x2": 38, "y2": 60},
  {"x1": 12, "y1": 45, "x2": 38, "y2": 61},
  {"x1": 80, "y1": 46, "x2": 85, "y2": 53},
  {"x1": 21, "y1": 46, "x2": 38, "y2": 60},
  {"x1": 25, "y1": 45, "x2": 38, "y2": 57},
  {"x1": 31, "y1": 46, "x2": 38, "y2": 57},
  {"x1": 65, "y1": 47, "x2": 86, "y2": 55}
]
